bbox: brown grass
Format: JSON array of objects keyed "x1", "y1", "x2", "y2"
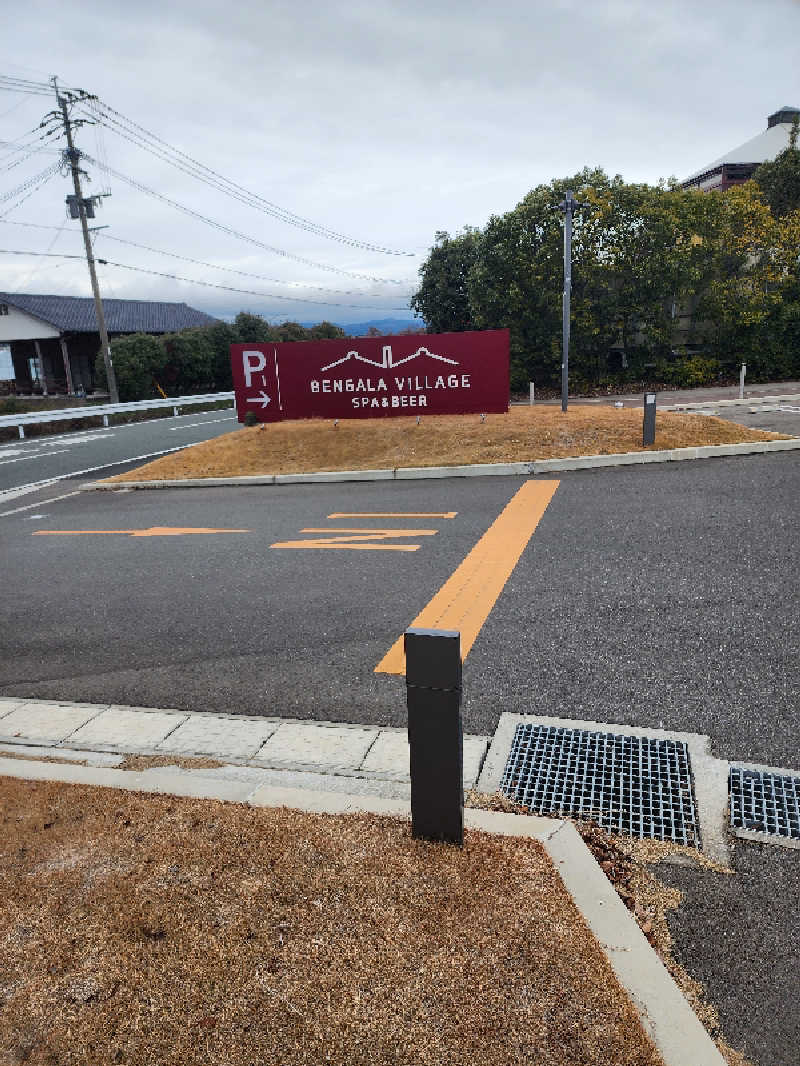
[
  {"x1": 0, "y1": 777, "x2": 664, "y2": 1066},
  {"x1": 108, "y1": 406, "x2": 786, "y2": 482}
]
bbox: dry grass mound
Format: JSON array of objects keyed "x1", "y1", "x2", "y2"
[
  {"x1": 1, "y1": 777, "x2": 664, "y2": 1066},
  {"x1": 109, "y1": 406, "x2": 786, "y2": 482}
]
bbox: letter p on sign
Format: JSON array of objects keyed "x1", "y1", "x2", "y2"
[{"x1": 243, "y1": 349, "x2": 267, "y2": 387}]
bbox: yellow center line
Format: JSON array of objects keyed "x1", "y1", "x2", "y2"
[
  {"x1": 374, "y1": 480, "x2": 559, "y2": 675},
  {"x1": 328, "y1": 512, "x2": 458, "y2": 519}
]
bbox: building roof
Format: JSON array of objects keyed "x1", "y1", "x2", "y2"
[
  {"x1": 0, "y1": 293, "x2": 218, "y2": 334},
  {"x1": 683, "y1": 107, "x2": 799, "y2": 185}
]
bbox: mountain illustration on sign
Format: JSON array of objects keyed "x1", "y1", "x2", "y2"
[{"x1": 319, "y1": 344, "x2": 458, "y2": 374}]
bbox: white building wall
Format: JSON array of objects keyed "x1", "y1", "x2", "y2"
[{"x1": 0, "y1": 304, "x2": 60, "y2": 342}]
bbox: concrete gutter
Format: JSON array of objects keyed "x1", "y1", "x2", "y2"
[
  {"x1": 86, "y1": 437, "x2": 800, "y2": 491},
  {"x1": 0, "y1": 754, "x2": 726, "y2": 1066}
]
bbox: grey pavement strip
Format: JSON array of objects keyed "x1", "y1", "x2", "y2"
[
  {"x1": 479, "y1": 712, "x2": 731, "y2": 865},
  {"x1": 84, "y1": 436, "x2": 800, "y2": 491},
  {"x1": 0, "y1": 754, "x2": 726, "y2": 1066},
  {"x1": 667, "y1": 392, "x2": 800, "y2": 411},
  {"x1": 0, "y1": 700, "x2": 489, "y2": 789}
]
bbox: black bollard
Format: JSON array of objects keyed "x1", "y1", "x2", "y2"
[
  {"x1": 405, "y1": 627, "x2": 463, "y2": 845},
  {"x1": 643, "y1": 391, "x2": 657, "y2": 446}
]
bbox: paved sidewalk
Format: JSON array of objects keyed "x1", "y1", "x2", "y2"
[{"x1": 0, "y1": 698, "x2": 489, "y2": 799}]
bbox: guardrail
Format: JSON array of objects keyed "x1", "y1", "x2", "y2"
[{"x1": 0, "y1": 392, "x2": 235, "y2": 438}]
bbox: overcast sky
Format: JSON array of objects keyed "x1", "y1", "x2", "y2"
[{"x1": 2, "y1": 0, "x2": 798, "y2": 326}]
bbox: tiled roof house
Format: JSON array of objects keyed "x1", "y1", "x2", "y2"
[{"x1": 0, "y1": 293, "x2": 218, "y2": 394}]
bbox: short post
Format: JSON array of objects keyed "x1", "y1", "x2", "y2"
[
  {"x1": 643, "y1": 392, "x2": 657, "y2": 446},
  {"x1": 405, "y1": 627, "x2": 463, "y2": 845},
  {"x1": 529, "y1": 382, "x2": 535, "y2": 405},
  {"x1": 739, "y1": 363, "x2": 747, "y2": 400},
  {"x1": 102, "y1": 414, "x2": 109, "y2": 427},
  {"x1": 18, "y1": 424, "x2": 25, "y2": 439},
  {"x1": 173, "y1": 405, "x2": 179, "y2": 417}
]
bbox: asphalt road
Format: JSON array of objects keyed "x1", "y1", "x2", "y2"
[
  {"x1": 1, "y1": 451, "x2": 798, "y2": 1065},
  {"x1": 0, "y1": 406, "x2": 238, "y2": 497},
  {"x1": 2, "y1": 454, "x2": 797, "y2": 765}
]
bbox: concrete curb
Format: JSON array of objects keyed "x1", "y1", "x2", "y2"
[
  {"x1": 0, "y1": 754, "x2": 726, "y2": 1066},
  {"x1": 668, "y1": 392, "x2": 800, "y2": 411},
  {"x1": 85, "y1": 437, "x2": 800, "y2": 491}
]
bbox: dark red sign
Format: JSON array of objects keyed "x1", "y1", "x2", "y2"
[{"x1": 230, "y1": 329, "x2": 509, "y2": 423}]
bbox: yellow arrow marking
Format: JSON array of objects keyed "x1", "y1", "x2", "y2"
[
  {"x1": 375, "y1": 480, "x2": 559, "y2": 675},
  {"x1": 328, "y1": 512, "x2": 457, "y2": 519},
  {"x1": 33, "y1": 527, "x2": 251, "y2": 538},
  {"x1": 271, "y1": 529, "x2": 438, "y2": 552}
]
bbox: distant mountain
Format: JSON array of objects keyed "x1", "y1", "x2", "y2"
[{"x1": 338, "y1": 318, "x2": 424, "y2": 337}]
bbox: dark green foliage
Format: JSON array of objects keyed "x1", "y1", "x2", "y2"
[
  {"x1": 234, "y1": 312, "x2": 275, "y2": 343},
  {"x1": 94, "y1": 333, "x2": 164, "y2": 403},
  {"x1": 754, "y1": 118, "x2": 800, "y2": 218},
  {"x1": 410, "y1": 229, "x2": 482, "y2": 334},
  {"x1": 307, "y1": 321, "x2": 346, "y2": 340},
  {"x1": 244, "y1": 410, "x2": 258, "y2": 427}
]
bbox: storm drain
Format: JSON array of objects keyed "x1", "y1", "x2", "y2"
[
  {"x1": 499, "y1": 724, "x2": 700, "y2": 846},
  {"x1": 729, "y1": 767, "x2": 800, "y2": 841}
]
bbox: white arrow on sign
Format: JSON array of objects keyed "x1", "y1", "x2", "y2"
[{"x1": 247, "y1": 390, "x2": 272, "y2": 409}]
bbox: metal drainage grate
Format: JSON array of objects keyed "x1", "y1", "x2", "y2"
[
  {"x1": 729, "y1": 767, "x2": 800, "y2": 841},
  {"x1": 500, "y1": 724, "x2": 700, "y2": 847}
]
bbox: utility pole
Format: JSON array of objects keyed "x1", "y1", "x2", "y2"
[
  {"x1": 555, "y1": 190, "x2": 592, "y2": 413},
  {"x1": 52, "y1": 79, "x2": 118, "y2": 403}
]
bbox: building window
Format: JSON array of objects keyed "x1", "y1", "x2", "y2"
[{"x1": 0, "y1": 304, "x2": 8, "y2": 316}]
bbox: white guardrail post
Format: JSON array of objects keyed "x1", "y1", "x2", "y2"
[{"x1": 0, "y1": 393, "x2": 235, "y2": 438}]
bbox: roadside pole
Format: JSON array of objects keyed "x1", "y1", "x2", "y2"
[{"x1": 54, "y1": 80, "x2": 119, "y2": 404}]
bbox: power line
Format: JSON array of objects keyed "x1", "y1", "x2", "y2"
[
  {"x1": 0, "y1": 163, "x2": 60, "y2": 217},
  {"x1": 0, "y1": 220, "x2": 412, "y2": 299},
  {"x1": 82, "y1": 97, "x2": 415, "y2": 257},
  {"x1": 0, "y1": 247, "x2": 413, "y2": 311},
  {"x1": 0, "y1": 74, "x2": 54, "y2": 97},
  {"x1": 81, "y1": 151, "x2": 410, "y2": 285}
]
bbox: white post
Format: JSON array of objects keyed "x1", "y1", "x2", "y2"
[
  {"x1": 529, "y1": 382, "x2": 535, "y2": 405},
  {"x1": 739, "y1": 363, "x2": 746, "y2": 400},
  {"x1": 103, "y1": 414, "x2": 109, "y2": 427},
  {"x1": 18, "y1": 425, "x2": 25, "y2": 439}
]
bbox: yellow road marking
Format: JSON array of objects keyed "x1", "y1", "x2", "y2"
[
  {"x1": 299, "y1": 528, "x2": 439, "y2": 534},
  {"x1": 272, "y1": 529, "x2": 438, "y2": 551},
  {"x1": 33, "y1": 527, "x2": 251, "y2": 538},
  {"x1": 374, "y1": 480, "x2": 559, "y2": 675},
  {"x1": 328, "y1": 512, "x2": 457, "y2": 519}
]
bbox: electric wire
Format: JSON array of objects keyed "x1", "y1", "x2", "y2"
[
  {"x1": 82, "y1": 98, "x2": 414, "y2": 257},
  {"x1": 0, "y1": 220, "x2": 410, "y2": 299},
  {"x1": 0, "y1": 247, "x2": 413, "y2": 311},
  {"x1": 80, "y1": 151, "x2": 409, "y2": 285}
]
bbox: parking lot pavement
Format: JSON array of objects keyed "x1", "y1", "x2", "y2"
[{"x1": 2, "y1": 453, "x2": 799, "y2": 1066}]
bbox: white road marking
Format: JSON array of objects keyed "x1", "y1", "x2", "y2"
[
  {"x1": 0, "y1": 449, "x2": 70, "y2": 466},
  {"x1": 0, "y1": 490, "x2": 82, "y2": 517},
  {"x1": 168, "y1": 416, "x2": 236, "y2": 431},
  {"x1": 0, "y1": 445, "x2": 188, "y2": 504}
]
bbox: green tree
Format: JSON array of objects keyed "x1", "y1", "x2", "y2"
[
  {"x1": 234, "y1": 311, "x2": 276, "y2": 343},
  {"x1": 307, "y1": 321, "x2": 347, "y2": 340},
  {"x1": 161, "y1": 328, "x2": 216, "y2": 392},
  {"x1": 410, "y1": 228, "x2": 482, "y2": 334},
  {"x1": 201, "y1": 320, "x2": 241, "y2": 389},
  {"x1": 94, "y1": 333, "x2": 164, "y2": 402},
  {"x1": 274, "y1": 321, "x2": 309, "y2": 342},
  {"x1": 754, "y1": 117, "x2": 800, "y2": 218}
]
